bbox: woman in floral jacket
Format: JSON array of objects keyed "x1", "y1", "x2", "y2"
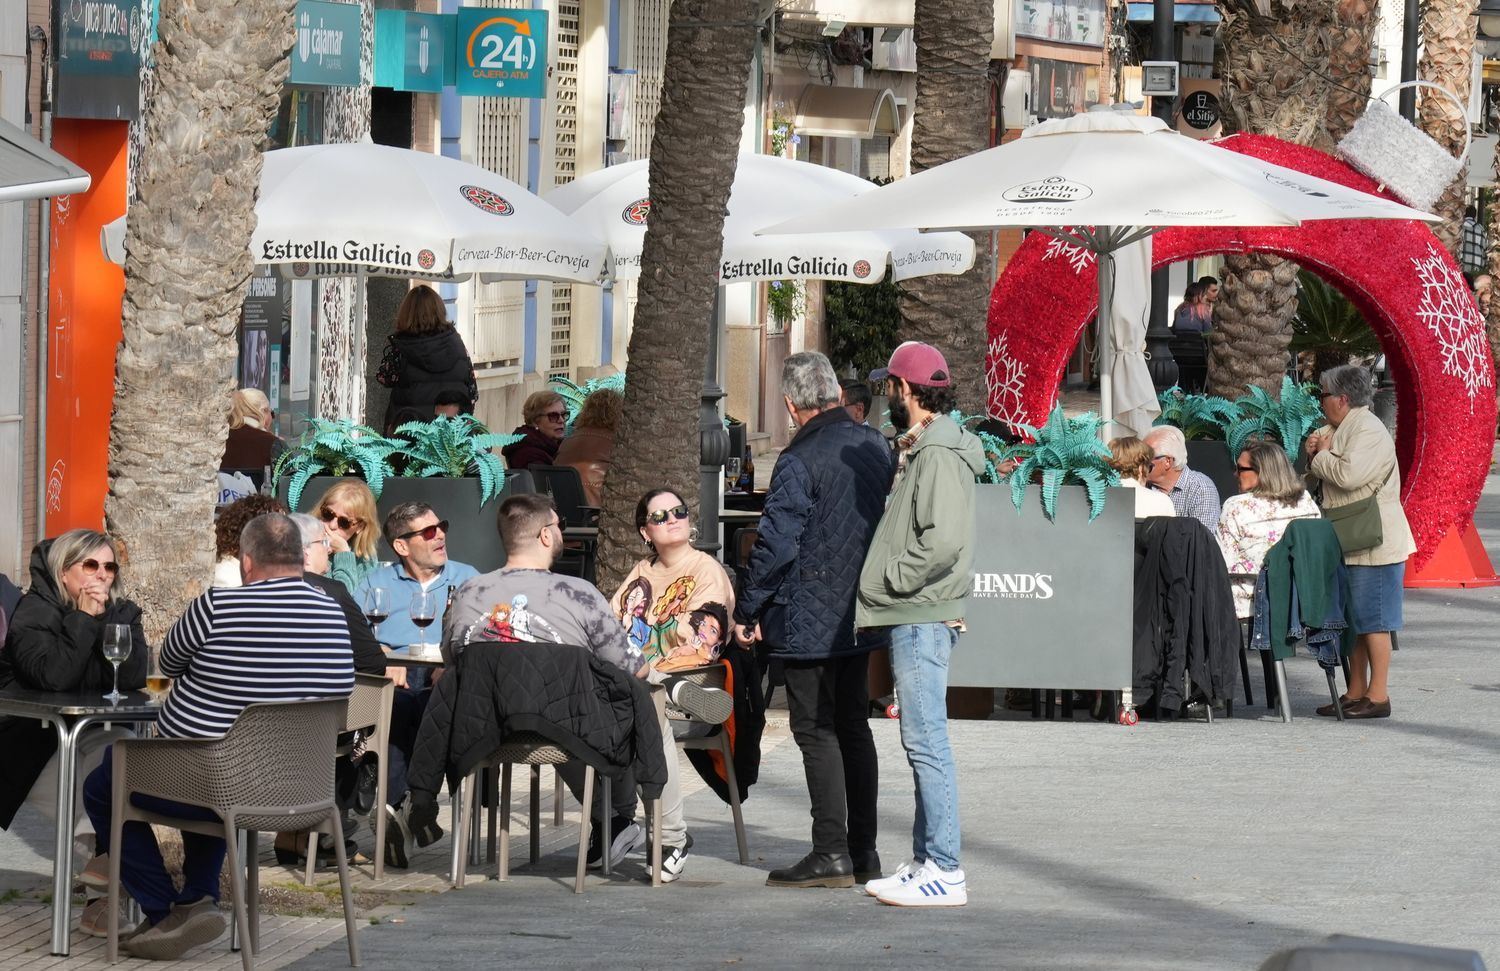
[{"x1": 1215, "y1": 440, "x2": 1321, "y2": 618}]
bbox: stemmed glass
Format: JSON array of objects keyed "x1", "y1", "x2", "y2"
[
  {"x1": 409, "y1": 589, "x2": 438, "y2": 656},
  {"x1": 102, "y1": 624, "x2": 132, "y2": 704},
  {"x1": 363, "y1": 587, "x2": 390, "y2": 639},
  {"x1": 144, "y1": 642, "x2": 169, "y2": 705}
]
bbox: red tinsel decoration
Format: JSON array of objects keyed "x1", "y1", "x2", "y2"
[{"x1": 985, "y1": 134, "x2": 1496, "y2": 569}]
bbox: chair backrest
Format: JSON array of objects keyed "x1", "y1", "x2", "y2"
[
  {"x1": 734, "y1": 528, "x2": 758, "y2": 570},
  {"x1": 342, "y1": 673, "x2": 394, "y2": 734},
  {"x1": 155, "y1": 697, "x2": 346, "y2": 817},
  {"x1": 529, "y1": 465, "x2": 590, "y2": 526}
]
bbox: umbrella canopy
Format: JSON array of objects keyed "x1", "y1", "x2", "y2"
[
  {"x1": 252, "y1": 142, "x2": 607, "y2": 284},
  {"x1": 544, "y1": 154, "x2": 975, "y2": 284},
  {"x1": 761, "y1": 111, "x2": 1438, "y2": 430}
]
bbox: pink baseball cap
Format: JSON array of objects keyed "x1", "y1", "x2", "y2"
[{"x1": 869, "y1": 341, "x2": 951, "y2": 388}]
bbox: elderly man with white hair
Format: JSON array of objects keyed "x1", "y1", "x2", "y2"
[{"x1": 1142, "y1": 425, "x2": 1222, "y2": 533}]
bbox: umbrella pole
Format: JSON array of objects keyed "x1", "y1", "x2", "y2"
[
  {"x1": 355, "y1": 269, "x2": 367, "y2": 424},
  {"x1": 1097, "y1": 247, "x2": 1115, "y2": 438}
]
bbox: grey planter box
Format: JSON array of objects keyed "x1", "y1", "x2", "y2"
[
  {"x1": 1186, "y1": 440, "x2": 1237, "y2": 503},
  {"x1": 280, "y1": 475, "x2": 511, "y2": 573},
  {"x1": 948, "y1": 484, "x2": 1133, "y2": 692}
]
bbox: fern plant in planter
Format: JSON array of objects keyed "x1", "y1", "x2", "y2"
[
  {"x1": 1225, "y1": 376, "x2": 1325, "y2": 462},
  {"x1": 997, "y1": 406, "x2": 1120, "y2": 521},
  {"x1": 273, "y1": 419, "x2": 402, "y2": 509},
  {"x1": 1154, "y1": 386, "x2": 1240, "y2": 441},
  {"x1": 393, "y1": 415, "x2": 521, "y2": 505}
]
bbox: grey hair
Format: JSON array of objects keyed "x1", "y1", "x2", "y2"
[
  {"x1": 288, "y1": 513, "x2": 324, "y2": 548},
  {"x1": 239, "y1": 513, "x2": 305, "y2": 568},
  {"x1": 46, "y1": 529, "x2": 121, "y2": 609},
  {"x1": 1144, "y1": 425, "x2": 1188, "y2": 471},
  {"x1": 781, "y1": 351, "x2": 841, "y2": 411},
  {"x1": 1319, "y1": 364, "x2": 1374, "y2": 408}
]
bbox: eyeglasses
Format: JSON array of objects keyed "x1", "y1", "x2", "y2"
[
  {"x1": 539, "y1": 410, "x2": 567, "y2": 422},
  {"x1": 305, "y1": 538, "x2": 332, "y2": 550},
  {"x1": 1151, "y1": 455, "x2": 1171, "y2": 464},
  {"x1": 1236, "y1": 465, "x2": 1257, "y2": 474},
  {"x1": 646, "y1": 504, "x2": 690, "y2": 526},
  {"x1": 320, "y1": 508, "x2": 360, "y2": 532},
  {"x1": 537, "y1": 517, "x2": 562, "y2": 539},
  {"x1": 78, "y1": 558, "x2": 118, "y2": 577},
  {"x1": 397, "y1": 520, "x2": 449, "y2": 542}
]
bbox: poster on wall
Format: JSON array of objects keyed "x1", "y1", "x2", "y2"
[
  {"x1": 1031, "y1": 59, "x2": 1102, "y2": 119},
  {"x1": 1016, "y1": 0, "x2": 1107, "y2": 47},
  {"x1": 54, "y1": 0, "x2": 143, "y2": 120}
]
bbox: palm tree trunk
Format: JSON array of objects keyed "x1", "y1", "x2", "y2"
[
  {"x1": 595, "y1": 0, "x2": 760, "y2": 591},
  {"x1": 1209, "y1": 0, "x2": 1338, "y2": 399},
  {"x1": 105, "y1": 0, "x2": 295, "y2": 640},
  {"x1": 899, "y1": 0, "x2": 994, "y2": 416},
  {"x1": 1418, "y1": 0, "x2": 1478, "y2": 255},
  {"x1": 1325, "y1": 0, "x2": 1378, "y2": 143}
]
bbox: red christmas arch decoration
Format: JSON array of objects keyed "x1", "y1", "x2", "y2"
[{"x1": 985, "y1": 134, "x2": 1496, "y2": 573}]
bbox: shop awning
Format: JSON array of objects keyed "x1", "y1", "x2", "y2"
[
  {"x1": 795, "y1": 85, "x2": 900, "y2": 139},
  {"x1": 1125, "y1": 2, "x2": 1221, "y2": 23},
  {"x1": 0, "y1": 116, "x2": 90, "y2": 203}
]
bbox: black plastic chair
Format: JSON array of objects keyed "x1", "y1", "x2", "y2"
[{"x1": 529, "y1": 465, "x2": 599, "y2": 528}]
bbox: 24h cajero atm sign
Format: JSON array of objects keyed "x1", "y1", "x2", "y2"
[{"x1": 455, "y1": 8, "x2": 548, "y2": 99}]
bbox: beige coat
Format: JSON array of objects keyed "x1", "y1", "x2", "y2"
[{"x1": 1306, "y1": 406, "x2": 1415, "y2": 566}]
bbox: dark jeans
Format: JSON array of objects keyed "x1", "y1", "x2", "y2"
[
  {"x1": 386, "y1": 687, "x2": 430, "y2": 806},
  {"x1": 82, "y1": 746, "x2": 225, "y2": 925},
  {"x1": 781, "y1": 653, "x2": 878, "y2": 857}
]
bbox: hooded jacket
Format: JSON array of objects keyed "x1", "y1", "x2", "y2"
[
  {"x1": 856, "y1": 413, "x2": 986, "y2": 627},
  {"x1": 501, "y1": 424, "x2": 562, "y2": 471},
  {"x1": 0, "y1": 540, "x2": 148, "y2": 828},
  {"x1": 378, "y1": 327, "x2": 477, "y2": 427}
]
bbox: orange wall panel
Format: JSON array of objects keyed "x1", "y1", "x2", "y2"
[{"x1": 44, "y1": 119, "x2": 128, "y2": 536}]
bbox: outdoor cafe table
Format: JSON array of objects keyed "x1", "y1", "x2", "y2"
[{"x1": 0, "y1": 687, "x2": 160, "y2": 955}]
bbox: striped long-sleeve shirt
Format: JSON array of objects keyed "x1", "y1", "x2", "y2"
[{"x1": 158, "y1": 576, "x2": 354, "y2": 739}]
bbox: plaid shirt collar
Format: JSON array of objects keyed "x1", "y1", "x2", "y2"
[{"x1": 894, "y1": 413, "x2": 938, "y2": 453}]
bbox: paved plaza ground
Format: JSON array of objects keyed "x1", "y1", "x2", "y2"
[{"x1": 3, "y1": 462, "x2": 1498, "y2": 970}]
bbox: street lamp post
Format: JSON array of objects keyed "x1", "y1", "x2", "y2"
[{"x1": 1145, "y1": 0, "x2": 1181, "y2": 390}]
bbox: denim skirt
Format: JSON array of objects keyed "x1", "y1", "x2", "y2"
[{"x1": 1347, "y1": 561, "x2": 1405, "y2": 634}]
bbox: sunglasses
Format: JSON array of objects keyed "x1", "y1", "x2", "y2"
[
  {"x1": 1236, "y1": 465, "x2": 1257, "y2": 473},
  {"x1": 1316, "y1": 391, "x2": 1341, "y2": 400},
  {"x1": 397, "y1": 520, "x2": 450, "y2": 542},
  {"x1": 78, "y1": 558, "x2": 119, "y2": 577},
  {"x1": 646, "y1": 504, "x2": 690, "y2": 526},
  {"x1": 540, "y1": 410, "x2": 567, "y2": 422},
  {"x1": 320, "y1": 508, "x2": 360, "y2": 532}
]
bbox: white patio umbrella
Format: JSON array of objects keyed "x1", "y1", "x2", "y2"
[
  {"x1": 251, "y1": 141, "x2": 608, "y2": 382},
  {"x1": 760, "y1": 110, "x2": 1439, "y2": 431},
  {"x1": 544, "y1": 154, "x2": 975, "y2": 283}
]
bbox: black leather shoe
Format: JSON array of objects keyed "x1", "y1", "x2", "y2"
[
  {"x1": 852, "y1": 851, "x2": 882, "y2": 884},
  {"x1": 765, "y1": 851, "x2": 855, "y2": 888}
]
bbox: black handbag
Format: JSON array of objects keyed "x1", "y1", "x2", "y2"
[{"x1": 1322, "y1": 463, "x2": 1393, "y2": 553}]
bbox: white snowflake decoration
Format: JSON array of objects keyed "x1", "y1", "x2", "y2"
[
  {"x1": 1412, "y1": 244, "x2": 1493, "y2": 411},
  {"x1": 986, "y1": 333, "x2": 1029, "y2": 427},
  {"x1": 1041, "y1": 235, "x2": 1096, "y2": 275}
]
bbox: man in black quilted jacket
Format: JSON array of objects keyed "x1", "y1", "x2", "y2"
[{"x1": 734, "y1": 350, "x2": 896, "y2": 889}]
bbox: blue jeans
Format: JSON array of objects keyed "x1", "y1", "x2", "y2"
[
  {"x1": 889, "y1": 623, "x2": 961, "y2": 872},
  {"x1": 82, "y1": 746, "x2": 225, "y2": 925}
]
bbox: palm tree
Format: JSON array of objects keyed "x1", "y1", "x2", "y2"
[
  {"x1": 1208, "y1": 0, "x2": 1339, "y2": 400},
  {"x1": 595, "y1": 0, "x2": 761, "y2": 590},
  {"x1": 898, "y1": 0, "x2": 994, "y2": 415},
  {"x1": 1325, "y1": 0, "x2": 1379, "y2": 143},
  {"x1": 1417, "y1": 0, "x2": 1478, "y2": 255},
  {"x1": 104, "y1": 0, "x2": 296, "y2": 639}
]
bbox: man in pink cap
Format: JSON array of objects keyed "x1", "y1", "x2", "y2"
[{"x1": 857, "y1": 341, "x2": 985, "y2": 908}]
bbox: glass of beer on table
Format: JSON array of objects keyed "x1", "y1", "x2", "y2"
[{"x1": 145, "y1": 642, "x2": 170, "y2": 704}]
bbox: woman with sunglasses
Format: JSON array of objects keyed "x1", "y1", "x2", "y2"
[
  {"x1": 313, "y1": 481, "x2": 382, "y2": 594},
  {"x1": 612, "y1": 489, "x2": 736, "y2": 672},
  {"x1": 501, "y1": 390, "x2": 568, "y2": 472},
  {"x1": 0, "y1": 529, "x2": 147, "y2": 921},
  {"x1": 1215, "y1": 441, "x2": 1321, "y2": 621}
]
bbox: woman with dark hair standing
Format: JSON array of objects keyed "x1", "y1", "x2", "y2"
[
  {"x1": 1305, "y1": 364, "x2": 1414, "y2": 719},
  {"x1": 376, "y1": 284, "x2": 478, "y2": 432}
]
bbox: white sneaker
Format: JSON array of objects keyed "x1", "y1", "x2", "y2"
[
  {"x1": 863, "y1": 859, "x2": 922, "y2": 897},
  {"x1": 876, "y1": 862, "x2": 967, "y2": 907}
]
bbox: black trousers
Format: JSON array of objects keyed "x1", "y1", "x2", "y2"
[{"x1": 781, "y1": 653, "x2": 878, "y2": 858}]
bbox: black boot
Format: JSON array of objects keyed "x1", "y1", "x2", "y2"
[
  {"x1": 765, "y1": 851, "x2": 855, "y2": 888},
  {"x1": 851, "y1": 851, "x2": 882, "y2": 884}
]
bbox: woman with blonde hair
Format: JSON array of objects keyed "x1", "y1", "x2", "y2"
[
  {"x1": 502, "y1": 389, "x2": 567, "y2": 471},
  {"x1": 221, "y1": 387, "x2": 286, "y2": 473},
  {"x1": 1216, "y1": 440, "x2": 1321, "y2": 620},
  {"x1": 0, "y1": 529, "x2": 146, "y2": 929},
  {"x1": 1108, "y1": 436, "x2": 1176, "y2": 519},
  {"x1": 376, "y1": 284, "x2": 478, "y2": 431},
  {"x1": 312, "y1": 480, "x2": 382, "y2": 593}
]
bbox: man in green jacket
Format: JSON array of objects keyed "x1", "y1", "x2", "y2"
[{"x1": 857, "y1": 341, "x2": 985, "y2": 909}]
